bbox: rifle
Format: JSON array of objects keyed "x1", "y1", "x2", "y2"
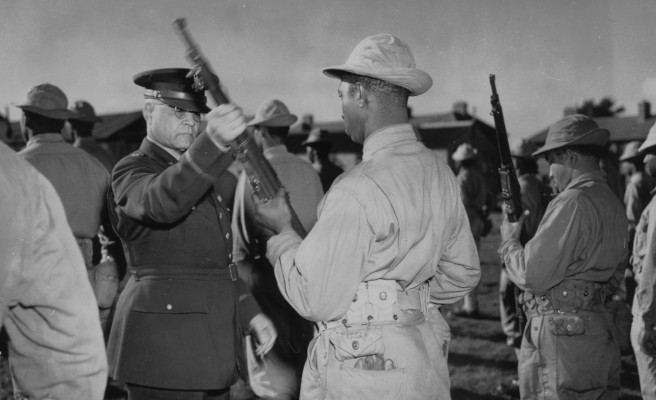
[
  {"x1": 172, "y1": 17, "x2": 306, "y2": 238},
  {"x1": 489, "y1": 74, "x2": 526, "y2": 334}
]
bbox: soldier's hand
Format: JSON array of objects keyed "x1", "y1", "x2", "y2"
[
  {"x1": 249, "y1": 313, "x2": 277, "y2": 357},
  {"x1": 254, "y1": 188, "x2": 294, "y2": 236},
  {"x1": 500, "y1": 209, "x2": 529, "y2": 242},
  {"x1": 205, "y1": 103, "x2": 246, "y2": 148}
]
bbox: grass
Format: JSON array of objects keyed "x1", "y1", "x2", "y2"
[{"x1": 0, "y1": 212, "x2": 642, "y2": 399}]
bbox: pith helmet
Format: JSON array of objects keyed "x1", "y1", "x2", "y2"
[
  {"x1": 322, "y1": 34, "x2": 433, "y2": 96},
  {"x1": 247, "y1": 99, "x2": 298, "y2": 127},
  {"x1": 69, "y1": 100, "x2": 103, "y2": 123},
  {"x1": 14, "y1": 83, "x2": 77, "y2": 120}
]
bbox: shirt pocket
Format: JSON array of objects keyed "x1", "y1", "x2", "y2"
[{"x1": 130, "y1": 279, "x2": 208, "y2": 314}]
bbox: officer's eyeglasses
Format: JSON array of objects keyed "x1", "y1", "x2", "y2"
[{"x1": 155, "y1": 102, "x2": 203, "y2": 123}]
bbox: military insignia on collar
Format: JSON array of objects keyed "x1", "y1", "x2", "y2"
[{"x1": 192, "y1": 74, "x2": 206, "y2": 92}]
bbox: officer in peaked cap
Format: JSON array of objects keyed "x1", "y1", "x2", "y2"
[{"x1": 106, "y1": 67, "x2": 276, "y2": 399}]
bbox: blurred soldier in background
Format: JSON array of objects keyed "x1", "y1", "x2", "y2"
[
  {"x1": 500, "y1": 114, "x2": 627, "y2": 399},
  {"x1": 16, "y1": 84, "x2": 116, "y2": 331},
  {"x1": 303, "y1": 127, "x2": 343, "y2": 192},
  {"x1": 620, "y1": 140, "x2": 655, "y2": 307},
  {"x1": 106, "y1": 68, "x2": 276, "y2": 400},
  {"x1": 231, "y1": 98, "x2": 323, "y2": 398},
  {"x1": 0, "y1": 140, "x2": 107, "y2": 400},
  {"x1": 69, "y1": 100, "x2": 116, "y2": 172},
  {"x1": 452, "y1": 142, "x2": 489, "y2": 318},
  {"x1": 629, "y1": 123, "x2": 656, "y2": 399},
  {"x1": 226, "y1": 33, "x2": 481, "y2": 399},
  {"x1": 497, "y1": 139, "x2": 551, "y2": 395}
]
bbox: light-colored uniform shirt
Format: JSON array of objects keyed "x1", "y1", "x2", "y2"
[
  {"x1": 232, "y1": 144, "x2": 324, "y2": 263},
  {"x1": 500, "y1": 171, "x2": 627, "y2": 294},
  {"x1": 0, "y1": 142, "x2": 107, "y2": 399},
  {"x1": 19, "y1": 133, "x2": 110, "y2": 239},
  {"x1": 265, "y1": 123, "x2": 479, "y2": 399},
  {"x1": 625, "y1": 171, "x2": 656, "y2": 232},
  {"x1": 266, "y1": 123, "x2": 480, "y2": 320},
  {"x1": 632, "y1": 190, "x2": 656, "y2": 325}
]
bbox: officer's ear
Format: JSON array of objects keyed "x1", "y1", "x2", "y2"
[{"x1": 143, "y1": 101, "x2": 155, "y2": 125}]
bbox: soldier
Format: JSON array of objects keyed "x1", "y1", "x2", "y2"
[
  {"x1": 231, "y1": 98, "x2": 324, "y2": 397},
  {"x1": 208, "y1": 33, "x2": 480, "y2": 399},
  {"x1": 630, "y1": 123, "x2": 656, "y2": 399},
  {"x1": 500, "y1": 114, "x2": 627, "y2": 399},
  {"x1": 16, "y1": 84, "x2": 117, "y2": 331},
  {"x1": 69, "y1": 100, "x2": 117, "y2": 172},
  {"x1": 302, "y1": 127, "x2": 344, "y2": 191},
  {"x1": 106, "y1": 68, "x2": 276, "y2": 400},
  {"x1": 0, "y1": 141, "x2": 107, "y2": 399},
  {"x1": 452, "y1": 142, "x2": 489, "y2": 318}
]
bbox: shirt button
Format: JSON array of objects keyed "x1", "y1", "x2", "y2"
[
  {"x1": 352, "y1": 341, "x2": 359, "y2": 350},
  {"x1": 166, "y1": 304, "x2": 172, "y2": 310},
  {"x1": 226, "y1": 233, "x2": 230, "y2": 239}
]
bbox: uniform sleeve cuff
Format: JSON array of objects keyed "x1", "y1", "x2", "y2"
[{"x1": 265, "y1": 228, "x2": 302, "y2": 264}]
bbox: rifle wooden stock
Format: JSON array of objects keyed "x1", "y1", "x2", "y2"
[{"x1": 172, "y1": 17, "x2": 306, "y2": 237}]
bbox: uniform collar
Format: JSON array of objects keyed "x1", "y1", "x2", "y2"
[
  {"x1": 140, "y1": 137, "x2": 179, "y2": 165},
  {"x1": 263, "y1": 144, "x2": 288, "y2": 157},
  {"x1": 563, "y1": 170, "x2": 607, "y2": 192},
  {"x1": 145, "y1": 137, "x2": 181, "y2": 161},
  {"x1": 362, "y1": 123, "x2": 417, "y2": 161},
  {"x1": 25, "y1": 133, "x2": 65, "y2": 148}
]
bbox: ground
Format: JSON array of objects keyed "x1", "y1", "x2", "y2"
[{"x1": 0, "y1": 212, "x2": 643, "y2": 398}]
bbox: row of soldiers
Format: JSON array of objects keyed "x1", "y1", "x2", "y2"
[{"x1": 1, "y1": 31, "x2": 654, "y2": 400}]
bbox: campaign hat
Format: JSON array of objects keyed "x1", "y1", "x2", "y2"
[
  {"x1": 133, "y1": 68, "x2": 214, "y2": 113},
  {"x1": 322, "y1": 34, "x2": 433, "y2": 96},
  {"x1": 69, "y1": 100, "x2": 103, "y2": 123},
  {"x1": 247, "y1": 99, "x2": 297, "y2": 127},
  {"x1": 532, "y1": 114, "x2": 609, "y2": 157},
  {"x1": 14, "y1": 83, "x2": 77, "y2": 120}
]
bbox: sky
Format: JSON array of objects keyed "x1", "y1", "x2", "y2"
[{"x1": 2, "y1": 0, "x2": 656, "y2": 140}]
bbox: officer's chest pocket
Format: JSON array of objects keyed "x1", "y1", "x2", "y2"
[
  {"x1": 329, "y1": 326, "x2": 384, "y2": 361},
  {"x1": 130, "y1": 280, "x2": 208, "y2": 314}
]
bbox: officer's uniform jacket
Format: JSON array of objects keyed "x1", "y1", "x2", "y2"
[{"x1": 107, "y1": 133, "x2": 261, "y2": 390}]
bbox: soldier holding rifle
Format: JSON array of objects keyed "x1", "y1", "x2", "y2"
[
  {"x1": 207, "y1": 33, "x2": 480, "y2": 399},
  {"x1": 106, "y1": 68, "x2": 276, "y2": 400},
  {"x1": 499, "y1": 114, "x2": 627, "y2": 399}
]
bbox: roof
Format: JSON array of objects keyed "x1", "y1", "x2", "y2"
[
  {"x1": 92, "y1": 110, "x2": 144, "y2": 140},
  {"x1": 528, "y1": 115, "x2": 656, "y2": 145}
]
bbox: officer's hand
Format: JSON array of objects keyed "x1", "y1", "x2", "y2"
[
  {"x1": 205, "y1": 103, "x2": 246, "y2": 148},
  {"x1": 249, "y1": 313, "x2": 277, "y2": 357},
  {"x1": 254, "y1": 188, "x2": 294, "y2": 236},
  {"x1": 500, "y1": 210, "x2": 529, "y2": 242}
]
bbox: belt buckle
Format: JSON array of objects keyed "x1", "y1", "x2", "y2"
[{"x1": 229, "y1": 263, "x2": 238, "y2": 281}]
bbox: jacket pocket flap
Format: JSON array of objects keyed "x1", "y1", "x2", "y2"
[
  {"x1": 329, "y1": 326, "x2": 385, "y2": 362},
  {"x1": 131, "y1": 280, "x2": 208, "y2": 314}
]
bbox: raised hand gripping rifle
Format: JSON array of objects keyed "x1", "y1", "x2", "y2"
[
  {"x1": 489, "y1": 74, "x2": 526, "y2": 333},
  {"x1": 172, "y1": 17, "x2": 306, "y2": 237}
]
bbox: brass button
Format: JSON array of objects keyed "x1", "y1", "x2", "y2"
[
  {"x1": 166, "y1": 304, "x2": 173, "y2": 310},
  {"x1": 562, "y1": 291, "x2": 568, "y2": 297},
  {"x1": 380, "y1": 291, "x2": 387, "y2": 301},
  {"x1": 566, "y1": 324, "x2": 573, "y2": 331},
  {"x1": 352, "y1": 341, "x2": 359, "y2": 350},
  {"x1": 540, "y1": 295, "x2": 546, "y2": 301},
  {"x1": 583, "y1": 291, "x2": 589, "y2": 296},
  {"x1": 367, "y1": 315, "x2": 373, "y2": 321}
]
